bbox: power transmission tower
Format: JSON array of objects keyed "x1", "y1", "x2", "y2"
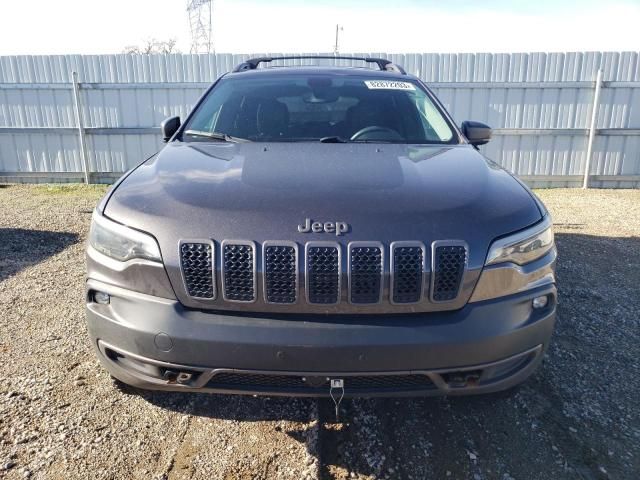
[
  {"x1": 334, "y1": 24, "x2": 343, "y2": 54},
  {"x1": 186, "y1": 0, "x2": 213, "y2": 53}
]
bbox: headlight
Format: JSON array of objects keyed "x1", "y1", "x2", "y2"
[
  {"x1": 89, "y1": 211, "x2": 161, "y2": 262},
  {"x1": 485, "y1": 216, "x2": 554, "y2": 266}
]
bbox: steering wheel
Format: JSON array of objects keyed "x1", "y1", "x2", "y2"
[{"x1": 350, "y1": 125, "x2": 403, "y2": 141}]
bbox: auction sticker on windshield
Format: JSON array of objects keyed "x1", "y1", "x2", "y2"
[{"x1": 364, "y1": 80, "x2": 416, "y2": 90}]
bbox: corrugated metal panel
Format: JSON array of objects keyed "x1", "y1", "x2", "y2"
[
  {"x1": 2, "y1": 51, "x2": 636, "y2": 85},
  {"x1": 0, "y1": 52, "x2": 639, "y2": 186}
]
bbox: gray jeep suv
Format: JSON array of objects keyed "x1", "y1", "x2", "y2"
[{"x1": 86, "y1": 56, "x2": 556, "y2": 398}]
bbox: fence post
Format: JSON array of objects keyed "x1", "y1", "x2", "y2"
[
  {"x1": 71, "y1": 71, "x2": 90, "y2": 184},
  {"x1": 583, "y1": 68, "x2": 603, "y2": 189}
]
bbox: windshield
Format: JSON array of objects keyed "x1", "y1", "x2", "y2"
[{"x1": 182, "y1": 73, "x2": 458, "y2": 144}]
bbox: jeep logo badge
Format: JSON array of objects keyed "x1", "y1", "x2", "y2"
[{"x1": 298, "y1": 218, "x2": 350, "y2": 236}]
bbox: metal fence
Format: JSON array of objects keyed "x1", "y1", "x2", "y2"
[{"x1": 1, "y1": 52, "x2": 639, "y2": 187}]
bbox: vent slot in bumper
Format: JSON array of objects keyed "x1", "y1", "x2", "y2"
[
  {"x1": 348, "y1": 242, "x2": 383, "y2": 304},
  {"x1": 180, "y1": 242, "x2": 215, "y2": 299},
  {"x1": 222, "y1": 241, "x2": 256, "y2": 302},
  {"x1": 263, "y1": 242, "x2": 298, "y2": 304},
  {"x1": 431, "y1": 242, "x2": 467, "y2": 302},
  {"x1": 391, "y1": 242, "x2": 425, "y2": 304},
  {"x1": 306, "y1": 243, "x2": 341, "y2": 304},
  {"x1": 206, "y1": 372, "x2": 434, "y2": 394}
]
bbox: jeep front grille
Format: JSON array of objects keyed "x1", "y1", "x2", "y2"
[
  {"x1": 222, "y1": 242, "x2": 256, "y2": 302},
  {"x1": 431, "y1": 243, "x2": 467, "y2": 302},
  {"x1": 263, "y1": 243, "x2": 298, "y2": 304},
  {"x1": 306, "y1": 244, "x2": 341, "y2": 304},
  {"x1": 180, "y1": 242, "x2": 215, "y2": 299},
  {"x1": 391, "y1": 243, "x2": 425, "y2": 304},
  {"x1": 349, "y1": 243, "x2": 383, "y2": 304},
  {"x1": 179, "y1": 240, "x2": 467, "y2": 305}
]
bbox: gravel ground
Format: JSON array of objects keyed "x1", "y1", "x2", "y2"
[{"x1": 0, "y1": 185, "x2": 638, "y2": 479}]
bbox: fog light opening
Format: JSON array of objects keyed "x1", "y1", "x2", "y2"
[
  {"x1": 93, "y1": 291, "x2": 110, "y2": 305},
  {"x1": 532, "y1": 295, "x2": 549, "y2": 309}
]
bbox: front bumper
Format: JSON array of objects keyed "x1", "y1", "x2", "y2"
[{"x1": 86, "y1": 278, "x2": 556, "y2": 397}]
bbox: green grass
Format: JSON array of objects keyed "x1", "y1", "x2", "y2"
[{"x1": 33, "y1": 183, "x2": 110, "y2": 197}]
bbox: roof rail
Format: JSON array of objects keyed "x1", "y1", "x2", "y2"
[{"x1": 232, "y1": 56, "x2": 406, "y2": 74}]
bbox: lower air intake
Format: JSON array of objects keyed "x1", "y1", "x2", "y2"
[
  {"x1": 206, "y1": 372, "x2": 434, "y2": 394},
  {"x1": 432, "y1": 244, "x2": 467, "y2": 301}
]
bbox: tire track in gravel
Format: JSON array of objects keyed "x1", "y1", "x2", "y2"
[
  {"x1": 318, "y1": 392, "x2": 573, "y2": 480},
  {"x1": 136, "y1": 392, "x2": 320, "y2": 479},
  {"x1": 164, "y1": 404, "x2": 195, "y2": 479},
  {"x1": 318, "y1": 397, "x2": 436, "y2": 480}
]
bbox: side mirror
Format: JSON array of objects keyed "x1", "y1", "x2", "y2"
[
  {"x1": 461, "y1": 120, "x2": 491, "y2": 147},
  {"x1": 161, "y1": 116, "x2": 181, "y2": 142}
]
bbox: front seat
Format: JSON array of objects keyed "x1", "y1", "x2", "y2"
[{"x1": 256, "y1": 99, "x2": 290, "y2": 139}]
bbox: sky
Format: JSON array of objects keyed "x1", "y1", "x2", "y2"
[{"x1": 0, "y1": 0, "x2": 638, "y2": 55}]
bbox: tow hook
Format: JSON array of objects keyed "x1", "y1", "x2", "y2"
[
  {"x1": 329, "y1": 379, "x2": 345, "y2": 422},
  {"x1": 163, "y1": 370, "x2": 193, "y2": 384},
  {"x1": 447, "y1": 371, "x2": 481, "y2": 388}
]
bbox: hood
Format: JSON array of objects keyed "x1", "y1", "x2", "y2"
[{"x1": 104, "y1": 142, "x2": 541, "y2": 313}]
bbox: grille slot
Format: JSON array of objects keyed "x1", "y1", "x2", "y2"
[
  {"x1": 391, "y1": 243, "x2": 425, "y2": 304},
  {"x1": 432, "y1": 243, "x2": 467, "y2": 302},
  {"x1": 306, "y1": 244, "x2": 340, "y2": 304},
  {"x1": 222, "y1": 242, "x2": 256, "y2": 302},
  {"x1": 207, "y1": 372, "x2": 434, "y2": 393},
  {"x1": 349, "y1": 243, "x2": 383, "y2": 304},
  {"x1": 180, "y1": 242, "x2": 215, "y2": 299},
  {"x1": 264, "y1": 243, "x2": 298, "y2": 304}
]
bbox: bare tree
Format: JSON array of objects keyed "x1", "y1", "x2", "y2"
[{"x1": 123, "y1": 38, "x2": 179, "y2": 54}]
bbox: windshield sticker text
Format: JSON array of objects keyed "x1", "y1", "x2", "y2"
[{"x1": 364, "y1": 80, "x2": 416, "y2": 90}]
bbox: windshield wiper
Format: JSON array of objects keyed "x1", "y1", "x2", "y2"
[
  {"x1": 319, "y1": 136, "x2": 349, "y2": 143},
  {"x1": 183, "y1": 130, "x2": 249, "y2": 142}
]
